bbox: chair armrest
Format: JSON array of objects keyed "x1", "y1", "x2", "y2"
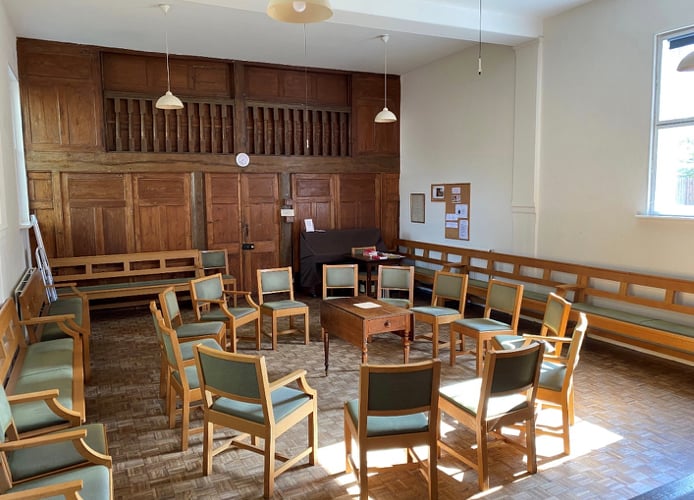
[
  {"x1": 53, "y1": 282, "x2": 87, "y2": 299},
  {"x1": 0, "y1": 480, "x2": 84, "y2": 500},
  {"x1": 269, "y1": 369, "x2": 316, "y2": 396},
  {"x1": 7, "y1": 390, "x2": 83, "y2": 424},
  {"x1": 0, "y1": 428, "x2": 112, "y2": 467},
  {"x1": 19, "y1": 315, "x2": 82, "y2": 342},
  {"x1": 222, "y1": 291, "x2": 259, "y2": 309},
  {"x1": 555, "y1": 284, "x2": 583, "y2": 298},
  {"x1": 522, "y1": 334, "x2": 570, "y2": 360}
]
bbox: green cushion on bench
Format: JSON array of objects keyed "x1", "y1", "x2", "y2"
[
  {"x1": 75, "y1": 277, "x2": 191, "y2": 292},
  {"x1": 22, "y1": 339, "x2": 74, "y2": 375},
  {"x1": 8, "y1": 423, "x2": 107, "y2": 481},
  {"x1": 5, "y1": 464, "x2": 111, "y2": 499},
  {"x1": 523, "y1": 290, "x2": 550, "y2": 303},
  {"x1": 41, "y1": 298, "x2": 84, "y2": 341},
  {"x1": 573, "y1": 302, "x2": 694, "y2": 338},
  {"x1": 12, "y1": 367, "x2": 74, "y2": 433}
]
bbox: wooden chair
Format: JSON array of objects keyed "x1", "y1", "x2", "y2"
[
  {"x1": 256, "y1": 266, "x2": 309, "y2": 350},
  {"x1": 351, "y1": 246, "x2": 378, "y2": 294},
  {"x1": 200, "y1": 249, "x2": 236, "y2": 292},
  {"x1": 517, "y1": 313, "x2": 588, "y2": 455},
  {"x1": 0, "y1": 384, "x2": 112, "y2": 498},
  {"x1": 322, "y1": 264, "x2": 359, "y2": 299},
  {"x1": 189, "y1": 273, "x2": 261, "y2": 352},
  {"x1": 376, "y1": 265, "x2": 415, "y2": 308},
  {"x1": 492, "y1": 292, "x2": 572, "y2": 352},
  {"x1": 438, "y1": 342, "x2": 544, "y2": 491},
  {"x1": 149, "y1": 301, "x2": 222, "y2": 409},
  {"x1": 344, "y1": 360, "x2": 441, "y2": 500},
  {"x1": 410, "y1": 271, "x2": 469, "y2": 359},
  {"x1": 193, "y1": 344, "x2": 318, "y2": 499},
  {"x1": 449, "y1": 279, "x2": 524, "y2": 373},
  {"x1": 158, "y1": 286, "x2": 226, "y2": 348},
  {"x1": 152, "y1": 306, "x2": 223, "y2": 452}
]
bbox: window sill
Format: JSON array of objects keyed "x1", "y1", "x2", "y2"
[{"x1": 635, "y1": 213, "x2": 694, "y2": 221}]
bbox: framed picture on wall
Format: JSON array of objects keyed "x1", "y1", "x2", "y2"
[
  {"x1": 410, "y1": 193, "x2": 425, "y2": 223},
  {"x1": 431, "y1": 184, "x2": 445, "y2": 201}
]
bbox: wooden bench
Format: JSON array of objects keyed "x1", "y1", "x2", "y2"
[
  {"x1": 17, "y1": 269, "x2": 92, "y2": 380},
  {"x1": 49, "y1": 250, "x2": 204, "y2": 308},
  {"x1": 0, "y1": 298, "x2": 85, "y2": 438},
  {"x1": 396, "y1": 239, "x2": 694, "y2": 364},
  {"x1": 395, "y1": 239, "x2": 469, "y2": 286}
]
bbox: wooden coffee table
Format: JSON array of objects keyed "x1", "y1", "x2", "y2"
[{"x1": 320, "y1": 296, "x2": 412, "y2": 374}]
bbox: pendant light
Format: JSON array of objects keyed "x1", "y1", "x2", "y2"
[
  {"x1": 477, "y1": 0, "x2": 483, "y2": 75},
  {"x1": 267, "y1": 0, "x2": 332, "y2": 23},
  {"x1": 155, "y1": 4, "x2": 183, "y2": 110},
  {"x1": 375, "y1": 34, "x2": 397, "y2": 124},
  {"x1": 678, "y1": 51, "x2": 694, "y2": 71}
]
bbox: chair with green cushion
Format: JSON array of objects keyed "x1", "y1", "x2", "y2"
[
  {"x1": 153, "y1": 307, "x2": 223, "y2": 452},
  {"x1": 0, "y1": 384, "x2": 112, "y2": 498},
  {"x1": 149, "y1": 301, "x2": 223, "y2": 407},
  {"x1": 438, "y1": 342, "x2": 544, "y2": 491},
  {"x1": 193, "y1": 345, "x2": 318, "y2": 499},
  {"x1": 449, "y1": 279, "x2": 524, "y2": 374},
  {"x1": 411, "y1": 271, "x2": 469, "y2": 359},
  {"x1": 257, "y1": 266, "x2": 309, "y2": 350},
  {"x1": 492, "y1": 292, "x2": 572, "y2": 353},
  {"x1": 200, "y1": 249, "x2": 236, "y2": 292},
  {"x1": 516, "y1": 313, "x2": 588, "y2": 455},
  {"x1": 189, "y1": 273, "x2": 261, "y2": 352},
  {"x1": 375, "y1": 265, "x2": 415, "y2": 309},
  {"x1": 322, "y1": 264, "x2": 359, "y2": 300},
  {"x1": 344, "y1": 359, "x2": 441, "y2": 500},
  {"x1": 159, "y1": 286, "x2": 226, "y2": 349}
]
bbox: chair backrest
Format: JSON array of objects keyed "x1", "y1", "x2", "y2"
[
  {"x1": 322, "y1": 264, "x2": 359, "y2": 299},
  {"x1": 485, "y1": 279, "x2": 524, "y2": 330},
  {"x1": 200, "y1": 249, "x2": 230, "y2": 275},
  {"x1": 351, "y1": 246, "x2": 376, "y2": 257},
  {"x1": 357, "y1": 360, "x2": 441, "y2": 435},
  {"x1": 376, "y1": 265, "x2": 415, "y2": 307},
  {"x1": 431, "y1": 271, "x2": 469, "y2": 312},
  {"x1": 0, "y1": 384, "x2": 15, "y2": 444},
  {"x1": 540, "y1": 292, "x2": 571, "y2": 337},
  {"x1": 478, "y1": 342, "x2": 543, "y2": 419},
  {"x1": 151, "y1": 304, "x2": 189, "y2": 388},
  {"x1": 159, "y1": 286, "x2": 182, "y2": 328},
  {"x1": 257, "y1": 267, "x2": 294, "y2": 304},
  {"x1": 553, "y1": 312, "x2": 588, "y2": 393},
  {"x1": 190, "y1": 273, "x2": 225, "y2": 301},
  {"x1": 194, "y1": 345, "x2": 271, "y2": 422}
]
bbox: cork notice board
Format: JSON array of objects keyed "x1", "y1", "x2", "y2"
[{"x1": 437, "y1": 183, "x2": 470, "y2": 241}]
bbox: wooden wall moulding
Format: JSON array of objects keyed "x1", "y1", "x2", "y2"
[{"x1": 352, "y1": 74, "x2": 400, "y2": 156}]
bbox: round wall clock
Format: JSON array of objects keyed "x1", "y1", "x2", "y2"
[{"x1": 235, "y1": 152, "x2": 250, "y2": 168}]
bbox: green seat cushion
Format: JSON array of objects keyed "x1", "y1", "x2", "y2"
[
  {"x1": 411, "y1": 306, "x2": 459, "y2": 317},
  {"x1": 76, "y1": 277, "x2": 189, "y2": 292},
  {"x1": 523, "y1": 290, "x2": 549, "y2": 303},
  {"x1": 12, "y1": 368, "x2": 74, "y2": 433},
  {"x1": 539, "y1": 361, "x2": 566, "y2": 392},
  {"x1": 453, "y1": 317, "x2": 513, "y2": 332},
  {"x1": 261, "y1": 300, "x2": 307, "y2": 311},
  {"x1": 573, "y1": 303, "x2": 694, "y2": 338},
  {"x1": 8, "y1": 423, "x2": 107, "y2": 481},
  {"x1": 345, "y1": 399, "x2": 429, "y2": 437},
  {"x1": 494, "y1": 334, "x2": 527, "y2": 350},
  {"x1": 172, "y1": 365, "x2": 201, "y2": 390},
  {"x1": 440, "y1": 379, "x2": 529, "y2": 418},
  {"x1": 175, "y1": 321, "x2": 224, "y2": 340},
  {"x1": 211, "y1": 386, "x2": 311, "y2": 424},
  {"x1": 179, "y1": 338, "x2": 223, "y2": 361},
  {"x1": 6, "y1": 464, "x2": 111, "y2": 500},
  {"x1": 200, "y1": 307, "x2": 257, "y2": 322},
  {"x1": 22, "y1": 339, "x2": 74, "y2": 375},
  {"x1": 379, "y1": 298, "x2": 410, "y2": 309}
]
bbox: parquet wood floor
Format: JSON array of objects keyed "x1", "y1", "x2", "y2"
[{"x1": 85, "y1": 293, "x2": 694, "y2": 499}]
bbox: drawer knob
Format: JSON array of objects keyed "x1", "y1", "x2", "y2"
[{"x1": 384, "y1": 321, "x2": 391, "y2": 327}]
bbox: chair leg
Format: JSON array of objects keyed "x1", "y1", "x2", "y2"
[
  {"x1": 309, "y1": 405, "x2": 317, "y2": 465},
  {"x1": 475, "y1": 336, "x2": 485, "y2": 376},
  {"x1": 168, "y1": 389, "x2": 177, "y2": 429},
  {"x1": 526, "y1": 417, "x2": 538, "y2": 474},
  {"x1": 359, "y1": 446, "x2": 368, "y2": 500},
  {"x1": 303, "y1": 310, "x2": 310, "y2": 344},
  {"x1": 562, "y1": 400, "x2": 572, "y2": 455},
  {"x1": 202, "y1": 420, "x2": 213, "y2": 475},
  {"x1": 255, "y1": 316, "x2": 262, "y2": 350},
  {"x1": 449, "y1": 328, "x2": 459, "y2": 366},
  {"x1": 476, "y1": 427, "x2": 490, "y2": 491},
  {"x1": 181, "y1": 395, "x2": 189, "y2": 451},
  {"x1": 431, "y1": 323, "x2": 440, "y2": 359},
  {"x1": 344, "y1": 417, "x2": 352, "y2": 473},
  {"x1": 271, "y1": 315, "x2": 278, "y2": 351},
  {"x1": 264, "y1": 435, "x2": 276, "y2": 499},
  {"x1": 428, "y1": 442, "x2": 438, "y2": 500}
]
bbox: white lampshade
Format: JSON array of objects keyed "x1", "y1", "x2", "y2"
[
  {"x1": 156, "y1": 90, "x2": 184, "y2": 110},
  {"x1": 375, "y1": 107, "x2": 397, "y2": 123},
  {"x1": 267, "y1": 0, "x2": 332, "y2": 23},
  {"x1": 678, "y1": 50, "x2": 694, "y2": 72}
]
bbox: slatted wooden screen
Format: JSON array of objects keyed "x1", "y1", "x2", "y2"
[{"x1": 104, "y1": 95, "x2": 235, "y2": 154}]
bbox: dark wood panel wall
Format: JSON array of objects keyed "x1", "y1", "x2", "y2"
[{"x1": 18, "y1": 38, "x2": 400, "y2": 285}]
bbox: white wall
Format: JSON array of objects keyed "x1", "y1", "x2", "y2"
[
  {"x1": 401, "y1": 0, "x2": 694, "y2": 279},
  {"x1": 0, "y1": 0, "x2": 30, "y2": 301},
  {"x1": 400, "y1": 43, "x2": 517, "y2": 252}
]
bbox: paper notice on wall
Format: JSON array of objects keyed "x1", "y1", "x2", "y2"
[
  {"x1": 455, "y1": 203, "x2": 468, "y2": 218},
  {"x1": 445, "y1": 221, "x2": 458, "y2": 228},
  {"x1": 459, "y1": 219, "x2": 469, "y2": 240},
  {"x1": 445, "y1": 213, "x2": 457, "y2": 221}
]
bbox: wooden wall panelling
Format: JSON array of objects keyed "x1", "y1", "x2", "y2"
[
  {"x1": 132, "y1": 173, "x2": 193, "y2": 252},
  {"x1": 290, "y1": 173, "x2": 335, "y2": 269},
  {"x1": 240, "y1": 174, "x2": 280, "y2": 292},
  {"x1": 380, "y1": 173, "x2": 400, "y2": 250},
  {"x1": 337, "y1": 173, "x2": 380, "y2": 229},
  {"x1": 27, "y1": 171, "x2": 63, "y2": 258},
  {"x1": 204, "y1": 172, "x2": 242, "y2": 286},
  {"x1": 352, "y1": 73, "x2": 399, "y2": 155},
  {"x1": 60, "y1": 173, "x2": 132, "y2": 257}
]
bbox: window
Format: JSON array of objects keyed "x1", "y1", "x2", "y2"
[
  {"x1": 8, "y1": 66, "x2": 29, "y2": 225},
  {"x1": 650, "y1": 28, "x2": 694, "y2": 216}
]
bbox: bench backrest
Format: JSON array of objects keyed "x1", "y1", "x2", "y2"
[
  {"x1": 50, "y1": 250, "x2": 202, "y2": 286},
  {"x1": 17, "y1": 271, "x2": 48, "y2": 332},
  {"x1": 0, "y1": 299, "x2": 24, "y2": 387}
]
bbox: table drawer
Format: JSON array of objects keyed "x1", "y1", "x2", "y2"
[{"x1": 365, "y1": 314, "x2": 408, "y2": 334}]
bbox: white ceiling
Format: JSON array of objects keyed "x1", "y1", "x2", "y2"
[{"x1": 2, "y1": 0, "x2": 592, "y2": 75}]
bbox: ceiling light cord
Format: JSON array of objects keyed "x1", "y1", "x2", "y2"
[
  {"x1": 304, "y1": 23, "x2": 310, "y2": 152},
  {"x1": 478, "y1": 0, "x2": 482, "y2": 75},
  {"x1": 165, "y1": 23, "x2": 172, "y2": 92},
  {"x1": 383, "y1": 36, "x2": 388, "y2": 108}
]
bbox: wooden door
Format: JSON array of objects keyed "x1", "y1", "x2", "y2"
[
  {"x1": 337, "y1": 174, "x2": 380, "y2": 229},
  {"x1": 291, "y1": 174, "x2": 335, "y2": 269},
  {"x1": 380, "y1": 173, "x2": 400, "y2": 250},
  {"x1": 133, "y1": 173, "x2": 192, "y2": 251},
  {"x1": 204, "y1": 172, "x2": 242, "y2": 285},
  {"x1": 241, "y1": 174, "x2": 280, "y2": 292}
]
